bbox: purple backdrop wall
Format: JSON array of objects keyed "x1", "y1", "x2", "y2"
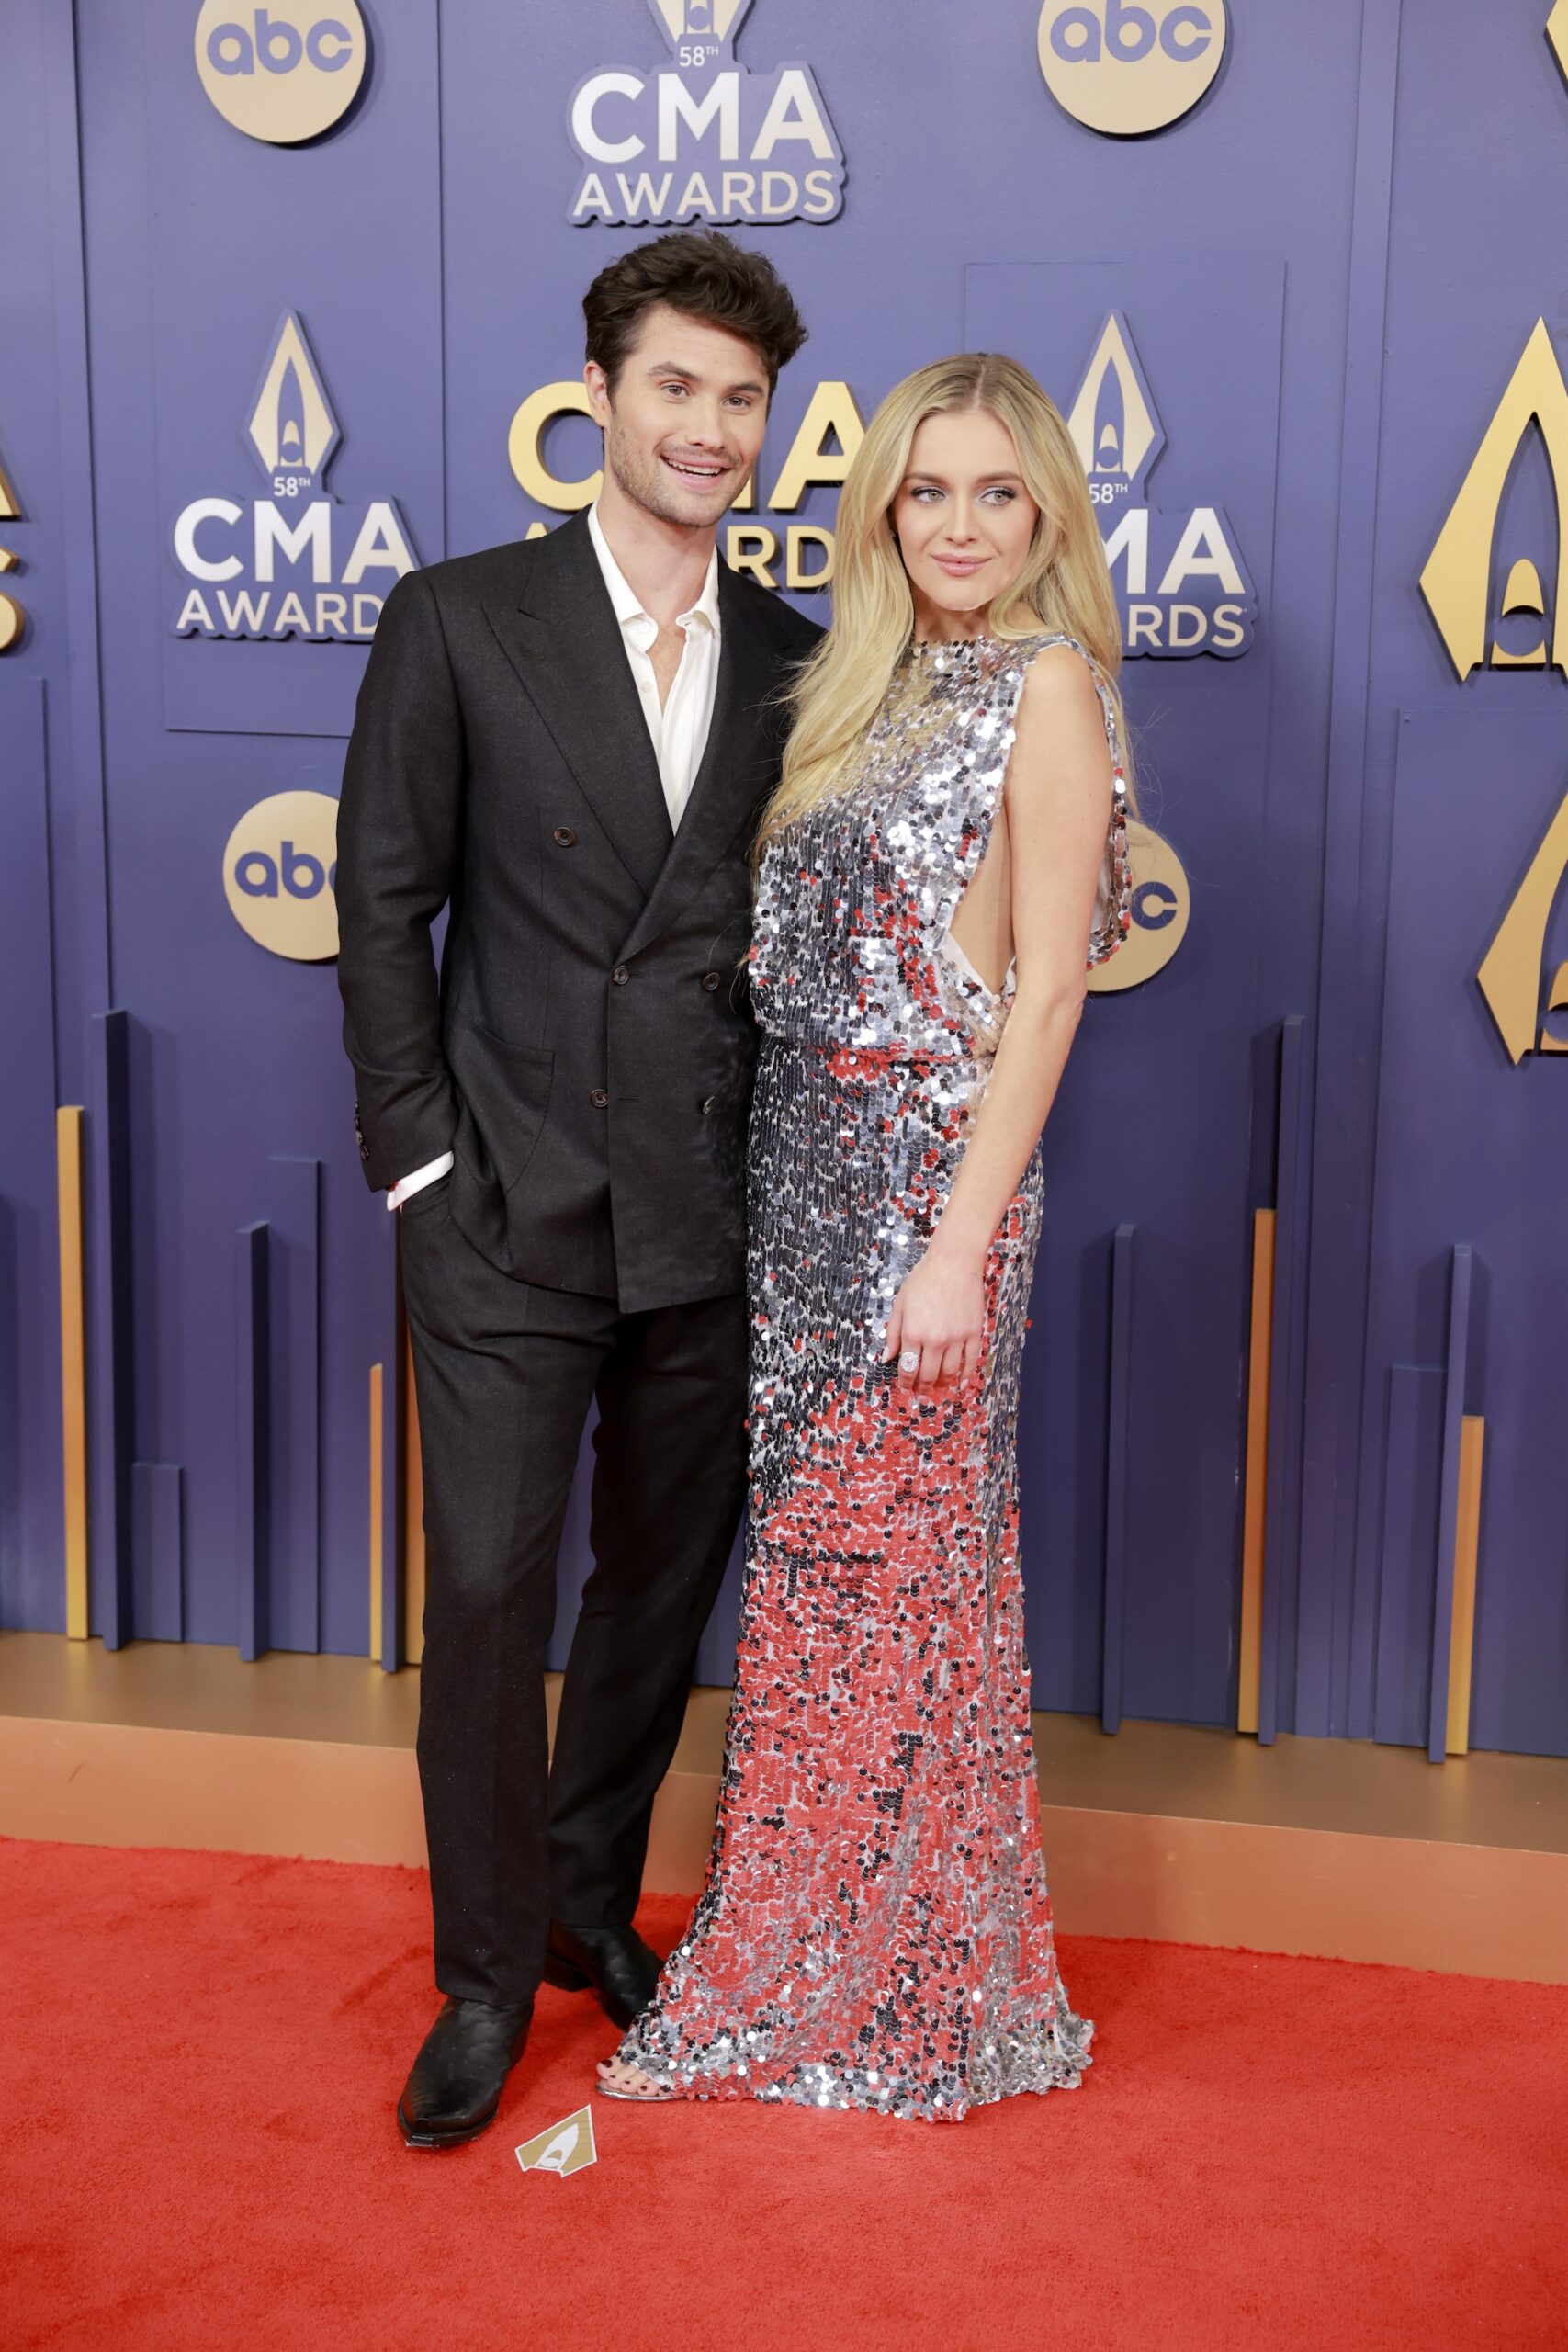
[{"x1": 2, "y1": 0, "x2": 1563, "y2": 1756}]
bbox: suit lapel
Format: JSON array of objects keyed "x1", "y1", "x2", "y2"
[
  {"x1": 481, "y1": 512, "x2": 672, "y2": 899},
  {"x1": 619, "y1": 565, "x2": 781, "y2": 962}
]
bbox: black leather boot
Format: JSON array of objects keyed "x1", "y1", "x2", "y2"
[
  {"x1": 397, "y1": 1996, "x2": 535, "y2": 2150},
  {"x1": 543, "y1": 1922, "x2": 661, "y2": 2029}
]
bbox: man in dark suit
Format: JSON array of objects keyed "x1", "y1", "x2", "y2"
[{"x1": 335, "y1": 232, "x2": 818, "y2": 2147}]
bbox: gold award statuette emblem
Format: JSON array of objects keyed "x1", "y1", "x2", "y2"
[
  {"x1": 195, "y1": 0, "x2": 367, "y2": 144},
  {"x1": 223, "y1": 790, "x2": 340, "y2": 961},
  {"x1": 1419, "y1": 321, "x2": 1568, "y2": 678},
  {"x1": 0, "y1": 452, "x2": 21, "y2": 652},
  {"x1": 1477, "y1": 786, "x2": 1568, "y2": 1064},
  {"x1": 1037, "y1": 0, "x2": 1226, "y2": 137},
  {"x1": 516, "y1": 2107, "x2": 599, "y2": 2177},
  {"x1": 1086, "y1": 820, "x2": 1190, "y2": 992}
]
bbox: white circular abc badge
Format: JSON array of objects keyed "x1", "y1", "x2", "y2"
[
  {"x1": 1086, "y1": 820, "x2": 1190, "y2": 992},
  {"x1": 195, "y1": 1, "x2": 367, "y2": 144},
  {"x1": 224, "y1": 791, "x2": 340, "y2": 960},
  {"x1": 1037, "y1": 1, "x2": 1226, "y2": 136}
]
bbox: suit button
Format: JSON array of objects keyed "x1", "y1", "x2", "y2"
[
  {"x1": 612, "y1": 965, "x2": 629, "y2": 986},
  {"x1": 552, "y1": 826, "x2": 577, "y2": 847},
  {"x1": 590, "y1": 1088, "x2": 609, "y2": 1108},
  {"x1": 700, "y1": 1096, "x2": 716, "y2": 1116},
  {"x1": 701, "y1": 971, "x2": 721, "y2": 991},
  {"x1": 358, "y1": 1141, "x2": 370, "y2": 1161}
]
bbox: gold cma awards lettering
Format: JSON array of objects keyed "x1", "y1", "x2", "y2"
[
  {"x1": 171, "y1": 312, "x2": 418, "y2": 642},
  {"x1": 570, "y1": 0, "x2": 845, "y2": 225},
  {"x1": 508, "y1": 376, "x2": 859, "y2": 589},
  {"x1": 1068, "y1": 312, "x2": 1256, "y2": 657},
  {"x1": 1420, "y1": 320, "x2": 1568, "y2": 678},
  {"x1": 1037, "y1": 0, "x2": 1226, "y2": 136},
  {"x1": 195, "y1": 0, "x2": 366, "y2": 143}
]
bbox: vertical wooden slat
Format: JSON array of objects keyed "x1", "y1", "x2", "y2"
[
  {"x1": 401, "y1": 1310, "x2": 425, "y2": 1667},
  {"x1": 368, "y1": 1363, "x2": 384, "y2": 1664},
  {"x1": 1373, "y1": 1364, "x2": 1443, "y2": 1747},
  {"x1": 1445, "y1": 1416, "x2": 1484, "y2": 1757},
  {"x1": 1258, "y1": 1016, "x2": 1306, "y2": 1747},
  {"x1": 1236, "y1": 1206, "x2": 1275, "y2": 1734},
  {"x1": 57, "y1": 1106, "x2": 89, "y2": 1639},
  {"x1": 1101, "y1": 1223, "x2": 1135, "y2": 1736}
]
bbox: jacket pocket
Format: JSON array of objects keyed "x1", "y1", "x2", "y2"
[{"x1": 446, "y1": 1022, "x2": 554, "y2": 1195}]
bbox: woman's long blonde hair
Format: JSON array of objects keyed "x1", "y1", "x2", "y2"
[{"x1": 760, "y1": 351, "x2": 1134, "y2": 854}]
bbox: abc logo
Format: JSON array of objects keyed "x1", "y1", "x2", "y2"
[
  {"x1": 224, "y1": 790, "x2": 339, "y2": 960},
  {"x1": 195, "y1": 0, "x2": 366, "y2": 144},
  {"x1": 1037, "y1": 1, "x2": 1226, "y2": 136},
  {"x1": 1086, "y1": 820, "x2": 1190, "y2": 993}
]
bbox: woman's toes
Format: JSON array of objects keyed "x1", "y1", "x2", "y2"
[{"x1": 598, "y1": 2054, "x2": 668, "y2": 2099}]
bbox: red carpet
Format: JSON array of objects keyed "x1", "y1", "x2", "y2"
[{"x1": 3, "y1": 1839, "x2": 1564, "y2": 2350}]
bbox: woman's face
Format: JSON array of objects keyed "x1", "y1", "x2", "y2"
[{"x1": 890, "y1": 408, "x2": 1042, "y2": 635}]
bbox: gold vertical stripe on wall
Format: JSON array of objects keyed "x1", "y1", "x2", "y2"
[
  {"x1": 402, "y1": 1316, "x2": 425, "y2": 1666},
  {"x1": 1446, "y1": 1414, "x2": 1485, "y2": 1757},
  {"x1": 1235, "y1": 1206, "x2": 1276, "y2": 1736},
  {"x1": 57, "y1": 1107, "x2": 89, "y2": 1639},
  {"x1": 368, "y1": 1362, "x2": 384, "y2": 1663}
]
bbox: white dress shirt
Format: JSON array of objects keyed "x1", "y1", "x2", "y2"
[{"x1": 388, "y1": 507, "x2": 723, "y2": 1208}]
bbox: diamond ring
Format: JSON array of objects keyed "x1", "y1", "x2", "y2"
[{"x1": 898, "y1": 1350, "x2": 920, "y2": 1374}]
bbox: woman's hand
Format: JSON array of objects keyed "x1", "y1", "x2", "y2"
[{"x1": 883, "y1": 1245, "x2": 986, "y2": 1394}]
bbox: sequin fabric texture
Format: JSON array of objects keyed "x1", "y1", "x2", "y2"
[{"x1": 617, "y1": 632, "x2": 1132, "y2": 2120}]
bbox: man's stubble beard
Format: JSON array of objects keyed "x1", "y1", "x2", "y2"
[{"x1": 603, "y1": 410, "x2": 736, "y2": 535}]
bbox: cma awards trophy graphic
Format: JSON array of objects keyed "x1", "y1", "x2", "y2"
[
  {"x1": 1420, "y1": 319, "x2": 1568, "y2": 680},
  {"x1": 568, "y1": 0, "x2": 846, "y2": 224},
  {"x1": 171, "y1": 311, "x2": 417, "y2": 646},
  {"x1": 1066, "y1": 312, "x2": 1213, "y2": 996},
  {"x1": 251, "y1": 313, "x2": 337, "y2": 499},
  {"x1": 1067, "y1": 311, "x2": 1256, "y2": 659},
  {"x1": 1420, "y1": 318, "x2": 1568, "y2": 1063}
]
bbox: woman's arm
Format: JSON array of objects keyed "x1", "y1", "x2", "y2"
[{"x1": 883, "y1": 643, "x2": 1114, "y2": 1392}]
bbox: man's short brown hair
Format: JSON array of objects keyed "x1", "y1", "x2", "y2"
[{"x1": 583, "y1": 229, "x2": 807, "y2": 399}]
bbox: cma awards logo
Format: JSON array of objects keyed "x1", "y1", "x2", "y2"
[
  {"x1": 569, "y1": 0, "x2": 845, "y2": 226},
  {"x1": 1478, "y1": 786, "x2": 1568, "y2": 1064},
  {"x1": 223, "y1": 790, "x2": 339, "y2": 960},
  {"x1": 515, "y1": 2105, "x2": 599, "y2": 2177},
  {"x1": 195, "y1": 0, "x2": 367, "y2": 144},
  {"x1": 1420, "y1": 320, "x2": 1568, "y2": 678},
  {"x1": 1037, "y1": 0, "x2": 1226, "y2": 137},
  {"x1": 1417, "y1": 320, "x2": 1568, "y2": 1063},
  {"x1": 171, "y1": 311, "x2": 417, "y2": 644},
  {"x1": 1068, "y1": 312, "x2": 1255, "y2": 657}
]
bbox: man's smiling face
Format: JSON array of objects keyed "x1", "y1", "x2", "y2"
[{"x1": 587, "y1": 302, "x2": 771, "y2": 530}]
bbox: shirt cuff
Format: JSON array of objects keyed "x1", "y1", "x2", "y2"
[{"x1": 387, "y1": 1151, "x2": 455, "y2": 1210}]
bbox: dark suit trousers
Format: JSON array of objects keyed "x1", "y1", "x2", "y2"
[{"x1": 397, "y1": 1175, "x2": 749, "y2": 2007}]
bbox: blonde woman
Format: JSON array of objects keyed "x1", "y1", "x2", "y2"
[{"x1": 598, "y1": 353, "x2": 1134, "y2": 2120}]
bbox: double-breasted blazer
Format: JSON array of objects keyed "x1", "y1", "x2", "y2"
[{"x1": 335, "y1": 510, "x2": 821, "y2": 1312}]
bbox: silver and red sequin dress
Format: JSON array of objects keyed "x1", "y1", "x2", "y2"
[{"x1": 617, "y1": 632, "x2": 1132, "y2": 2120}]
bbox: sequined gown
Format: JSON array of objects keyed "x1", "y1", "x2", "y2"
[{"x1": 617, "y1": 632, "x2": 1132, "y2": 2120}]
